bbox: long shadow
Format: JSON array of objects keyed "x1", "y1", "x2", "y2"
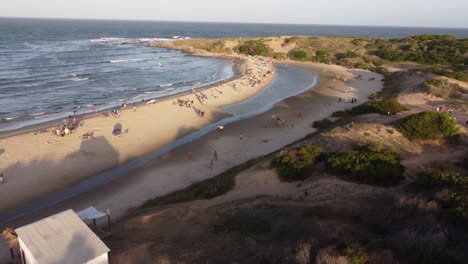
[
  {"x1": 0, "y1": 136, "x2": 119, "y2": 226},
  {"x1": 0, "y1": 149, "x2": 4, "y2": 156}
]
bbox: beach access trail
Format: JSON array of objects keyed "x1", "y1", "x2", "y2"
[
  {"x1": 0, "y1": 56, "x2": 275, "y2": 214},
  {"x1": 0, "y1": 61, "x2": 383, "y2": 232}
]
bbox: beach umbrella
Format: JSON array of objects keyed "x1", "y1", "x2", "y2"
[{"x1": 112, "y1": 129, "x2": 122, "y2": 136}]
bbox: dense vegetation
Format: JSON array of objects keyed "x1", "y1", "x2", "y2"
[
  {"x1": 394, "y1": 111, "x2": 460, "y2": 140},
  {"x1": 325, "y1": 144, "x2": 405, "y2": 186},
  {"x1": 411, "y1": 169, "x2": 468, "y2": 225},
  {"x1": 237, "y1": 40, "x2": 270, "y2": 56},
  {"x1": 424, "y1": 67, "x2": 468, "y2": 82},
  {"x1": 273, "y1": 146, "x2": 321, "y2": 181},
  {"x1": 287, "y1": 50, "x2": 308, "y2": 61},
  {"x1": 373, "y1": 35, "x2": 467, "y2": 67},
  {"x1": 332, "y1": 97, "x2": 408, "y2": 117}
]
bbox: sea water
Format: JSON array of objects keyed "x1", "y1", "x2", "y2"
[{"x1": 1, "y1": 17, "x2": 467, "y2": 130}]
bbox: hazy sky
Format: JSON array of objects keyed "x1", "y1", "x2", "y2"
[{"x1": 2, "y1": 0, "x2": 467, "y2": 28}]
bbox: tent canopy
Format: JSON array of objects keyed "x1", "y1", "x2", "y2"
[{"x1": 77, "y1": 206, "x2": 106, "y2": 220}]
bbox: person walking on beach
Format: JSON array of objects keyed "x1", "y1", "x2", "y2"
[
  {"x1": 0, "y1": 173, "x2": 4, "y2": 184},
  {"x1": 240, "y1": 134, "x2": 244, "y2": 141},
  {"x1": 214, "y1": 150, "x2": 218, "y2": 161}
]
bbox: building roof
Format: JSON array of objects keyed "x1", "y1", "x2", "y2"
[{"x1": 15, "y1": 209, "x2": 110, "y2": 264}]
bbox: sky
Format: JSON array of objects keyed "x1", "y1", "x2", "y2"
[{"x1": 1, "y1": 0, "x2": 467, "y2": 28}]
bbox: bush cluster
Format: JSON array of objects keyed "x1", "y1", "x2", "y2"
[
  {"x1": 412, "y1": 169, "x2": 468, "y2": 191},
  {"x1": 374, "y1": 35, "x2": 466, "y2": 67},
  {"x1": 287, "y1": 50, "x2": 308, "y2": 61},
  {"x1": 425, "y1": 78, "x2": 448, "y2": 88},
  {"x1": 394, "y1": 111, "x2": 459, "y2": 140},
  {"x1": 237, "y1": 40, "x2": 270, "y2": 56},
  {"x1": 325, "y1": 144, "x2": 405, "y2": 186},
  {"x1": 332, "y1": 98, "x2": 408, "y2": 117},
  {"x1": 424, "y1": 67, "x2": 468, "y2": 82},
  {"x1": 273, "y1": 145, "x2": 321, "y2": 181},
  {"x1": 336, "y1": 51, "x2": 360, "y2": 60},
  {"x1": 411, "y1": 169, "x2": 468, "y2": 226}
]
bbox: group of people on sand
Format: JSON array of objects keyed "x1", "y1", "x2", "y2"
[
  {"x1": 338, "y1": 97, "x2": 358, "y2": 103},
  {"x1": 272, "y1": 115, "x2": 286, "y2": 126},
  {"x1": 176, "y1": 98, "x2": 193, "y2": 107},
  {"x1": 51, "y1": 116, "x2": 80, "y2": 137}
]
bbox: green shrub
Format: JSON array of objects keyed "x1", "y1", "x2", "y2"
[
  {"x1": 287, "y1": 50, "x2": 308, "y2": 61},
  {"x1": 273, "y1": 146, "x2": 321, "y2": 181},
  {"x1": 325, "y1": 144, "x2": 405, "y2": 186},
  {"x1": 207, "y1": 41, "x2": 227, "y2": 53},
  {"x1": 412, "y1": 169, "x2": 468, "y2": 191},
  {"x1": 424, "y1": 67, "x2": 468, "y2": 82},
  {"x1": 344, "y1": 246, "x2": 368, "y2": 264},
  {"x1": 411, "y1": 169, "x2": 468, "y2": 225},
  {"x1": 356, "y1": 61, "x2": 369, "y2": 69},
  {"x1": 341, "y1": 98, "x2": 408, "y2": 116},
  {"x1": 425, "y1": 78, "x2": 448, "y2": 88},
  {"x1": 336, "y1": 51, "x2": 360, "y2": 60},
  {"x1": 312, "y1": 118, "x2": 335, "y2": 129},
  {"x1": 237, "y1": 40, "x2": 270, "y2": 56},
  {"x1": 394, "y1": 111, "x2": 459, "y2": 140}
]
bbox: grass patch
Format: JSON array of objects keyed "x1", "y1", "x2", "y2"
[
  {"x1": 363, "y1": 132, "x2": 371, "y2": 137},
  {"x1": 141, "y1": 157, "x2": 263, "y2": 208},
  {"x1": 410, "y1": 169, "x2": 468, "y2": 226},
  {"x1": 325, "y1": 143, "x2": 405, "y2": 186},
  {"x1": 394, "y1": 111, "x2": 460, "y2": 140},
  {"x1": 343, "y1": 246, "x2": 368, "y2": 264},
  {"x1": 425, "y1": 78, "x2": 448, "y2": 88},
  {"x1": 273, "y1": 145, "x2": 321, "y2": 181}
]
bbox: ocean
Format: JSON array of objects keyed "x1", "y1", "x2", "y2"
[{"x1": 0, "y1": 17, "x2": 467, "y2": 130}]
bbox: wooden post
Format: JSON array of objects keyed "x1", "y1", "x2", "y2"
[
  {"x1": 10, "y1": 247, "x2": 14, "y2": 259},
  {"x1": 107, "y1": 209, "x2": 111, "y2": 234}
]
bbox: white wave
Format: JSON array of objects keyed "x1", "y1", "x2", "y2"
[
  {"x1": 90, "y1": 37, "x2": 128, "y2": 44},
  {"x1": 110, "y1": 57, "x2": 157, "y2": 63},
  {"x1": 31, "y1": 112, "x2": 46, "y2": 116},
  {"x1": 69, "y1": 77, "x2": 89, "y2": 82},
  {"x1": 159, "y1": 83, "x2": 173, "y2": 87},
  {"x1": 4, "y1": 117, "x2": 19, "y2": 121}
]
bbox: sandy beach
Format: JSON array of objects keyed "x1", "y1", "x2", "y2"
[
  {"x1": 0, "y1": 55, "x2": 275, "y2": 213},
  {"x1": 0, "y1": 60, "x2": 383, "y2": 230}
]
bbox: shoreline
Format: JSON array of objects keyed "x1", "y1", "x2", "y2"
[
  {"x1": 0, "y1": 60, "x2": 383, "y2": 231},
  {"x1": 0, "y1": 57, "x2": 245, "y2": 139},
  {"x1": 0, "y1": 55, "x2": 276, "y2": 214}
]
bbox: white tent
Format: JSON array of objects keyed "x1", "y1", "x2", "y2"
[{"x1": 77, "y1": 206, "x2": 107, "y2": 220}]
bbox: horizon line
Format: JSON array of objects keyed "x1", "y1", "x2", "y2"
[{"x1": 1, "y1": 16, "x2": 468, "y2": 30}]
